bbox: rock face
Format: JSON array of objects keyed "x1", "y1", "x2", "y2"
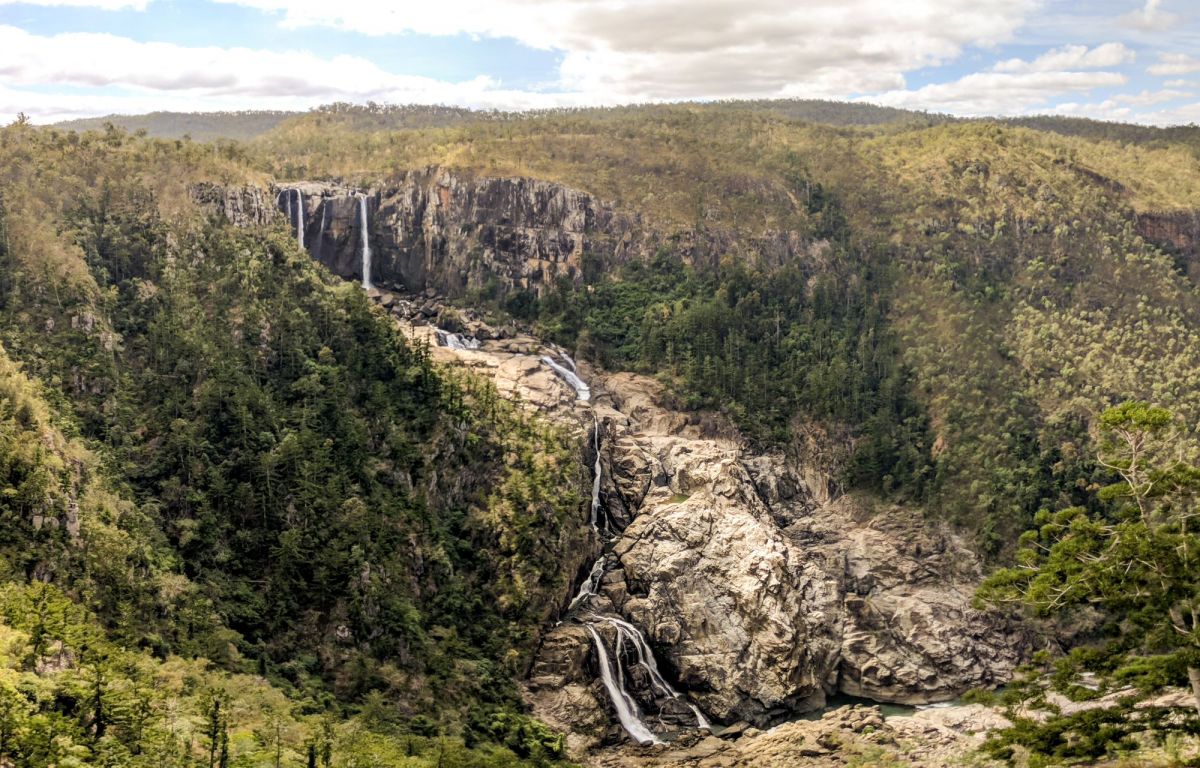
[
  {"x1": 579, "y1": 378, "x2": 1027, "y2": 727},
  {"x1": 1136, "y1": 209, "x2": 1200, "y2": 283},
  {"x1": 376, "y1": 301, "x2": 1030, "y2": 749},
  {"x1": 197, "y1": 170, "x2": 824, "y2": 300},
  {"x1": 190, "y1": 183, "x2": 277, "y2": 227}
]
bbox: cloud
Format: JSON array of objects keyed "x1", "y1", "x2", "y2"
[
  {"x1": 1119, "y1": 0, "x2": 1179, "y2": 32},
  {"x1": 992, "y1": 43, "x2": 1135, "y2": 73},
  {"x1": 1149, "y1": 53, "x2": 1200, "y2": 76},
  {"x1": 0, "y1": 25, "x2": 602, "y2": 123},
  {"x1": 212, "y1": 0, "x2": 1039, "y2": 100},
  {"x1": 870, "y1": 69, "x2": 1129, "y2": 116}
]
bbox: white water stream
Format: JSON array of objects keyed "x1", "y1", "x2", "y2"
[
  {"x1": 541, "y1": 354, "x2": 590, "y2": 401},
  {"x1": 585, "y1": 624, "x2": 664, "y2": 746},
  {"x1": 434, "y1": 329, "x2": 482, "y2": 350},
  {"x1": 358, "y1": 195, "x2": 372, "y2": 290}
]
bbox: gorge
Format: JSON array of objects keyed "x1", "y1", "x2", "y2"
[
  {"x1": 6, "y1": 103, "x2": 1200, "y2": 767},
  {"x1": 240, "y1": 178, "x2": 1030, "y2": 749}
]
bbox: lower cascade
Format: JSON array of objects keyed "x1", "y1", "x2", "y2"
[
  {"x1": 569, "y1": 418, "x2": 709, "y2": 744},
  {"x1": 585, "y1": 624, "x2": 665, "y2": 747}
]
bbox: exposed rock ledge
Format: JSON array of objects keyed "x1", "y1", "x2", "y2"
[{"x1": 370, "y1": 295, "x2": 1030, "y2": 760}]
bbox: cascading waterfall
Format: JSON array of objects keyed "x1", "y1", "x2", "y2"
[
  {"x1": 599, "y1": 617, "x2": 711, "y2": 730},
  {"x1": 358, "y1": 194, "x2": 372, "y2": 290},
  {"x1": 585, "y1": 624, "x2": 664, "y2": 746},
  {"x1": 568, "y1": 404, "x2": 709, "y2": 743},
  {"x1": 568, "y1": 557, "x2": 605, "y2": 612},
  {"x1": 590, "y1": 417, "x2": 605, "y2": 533},
  {"x1": 434, "y1": 328, "x2": 482, "y2": 350},
  {"x1": 293, "y1": 188, "x2": 305, "y2": 247},
  {"x1": 554, "y1": 345, "x2": 578, "y2": 374},
  {"x1": 541, "y1": 354, "x2": 590, "y2": 401}
]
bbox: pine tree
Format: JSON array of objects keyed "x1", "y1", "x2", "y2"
[{"x1": 980, "y1": 402, "x2": 1200, "y2": 712}]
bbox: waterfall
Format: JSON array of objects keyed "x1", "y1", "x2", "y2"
[
  {"x1": 294, "y1": 189, "x2": 305, "y2": 247},
  {"x1": 541, "y1": 355, "x2": 590, "y2": 401},
  {"x1": 599, "y1": 617, "x2": 711, "y2": 730},
  {"x1": 316, "y1": 198, "x2": 330, "y2": 262},
  {"x1": 591, "y1": 417, "x2": 604, "y2": 533},
  {"x1": 554, "y1": 345, "x2": 578, "y2": 373},
  {"x1": 359, "y1": 195, "x2": 372, "y2": 290},
  {"x1": 568, "y1": 557, "x2": 605, "y2": 612},
  {"x1": 585, "y1": 624, "x2": 663, "y2": 746},
  {"x1": 434, "y1": 329, "x2": 481, "y2": 350}
]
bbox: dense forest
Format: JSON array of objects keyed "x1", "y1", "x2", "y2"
[
  {"x1": 0, "y1": 120, "x2": 584, "y2": 766},
  {"x1": 1, "y1": 99, "x2": 1199, "y2": 765}
]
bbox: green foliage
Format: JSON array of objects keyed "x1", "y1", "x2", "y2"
[
  {"x1": 0, "y1": 122, "x2": 582, "y2": 761},
  {"x1": 979, "y1": 403, "x2": 1200, "y2": 760}
]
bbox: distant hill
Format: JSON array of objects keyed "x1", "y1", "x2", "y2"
[
  {"x1": 999, "y1": 114, "x2": 1200, "y2": 154},
  {"x1": 51, "y1": 101, "x2": 1200, "y2": 149},
  {"x1": 50, "y1": 100, "x2": 951, "y2": 142},
  {"x1": 52, "y1": 109, "x2": 296, "y2": 141}
]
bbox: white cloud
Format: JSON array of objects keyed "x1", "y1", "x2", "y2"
[
  {"x1": 212, "y1": 0, "x2": 1038, "y2": 101},
  {"x1": 1120, "y1": 0, "x2": 1179, "y2": 32},
  {"x1": 992, "y1": 43, "x2": 1134, "y2": 73},
  {"x1": 0, "y1": 24, "x2": 606, "y2": 123},
  {"x1": 870, "y1": 70, "x2": 1128, "y2": 116},
  {"x1": 1149, "y1": 53, "x2": 1200, "y2": 76}
]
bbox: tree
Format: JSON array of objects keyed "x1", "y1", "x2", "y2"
[{"x1": 980, "y1": 402, "x2": 1200, "y2": 711}]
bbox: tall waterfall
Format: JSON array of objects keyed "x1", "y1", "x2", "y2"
[
  {"x1": 358, "y1": 195, "x2": 372, "y2": 289},
  {"x1": 315, "y1": 198, "x2": 330, "y2": 262},
  {"x1": 293, "y1": 189, "x2": 305, "y2": 247},
  {"x1": 541, "y1": 354, "x2": 590, "y2": 401},
  {"x1": 585, "y1": 624, "x2": 663, "y2": 746},
  {"x1": 590, "y1": 417, "x2": 604, "y2": 533}
]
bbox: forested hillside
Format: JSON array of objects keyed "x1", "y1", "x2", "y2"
[
  {"x1": 250, "y1": 103, "x2": 1200, "y2": 551},
  {"x1": 5, "y1": 99, "x2": 1200, "y2": 765},
  {"x1": 0, "y1": 120, "x2": 583, "y2": 766}
]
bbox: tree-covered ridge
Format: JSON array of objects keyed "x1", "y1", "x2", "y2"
[
  {"x1": 0, "y1": 121, "x2": 586, "y2": 764},
  {"x1": 246, "y1": 105, "x2": 1200, "y2": 553}
]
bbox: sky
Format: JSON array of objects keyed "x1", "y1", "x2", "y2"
[{"x1": 0, "y1": 0, "x2": 1197, "y2": 126}]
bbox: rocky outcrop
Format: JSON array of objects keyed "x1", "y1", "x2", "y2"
[
  {"x1": 585, "y1": 385, "x2": 1026, "y2": 726},
  {"x1": 1136, "y1": 209, "x2": 1200, "y2": 282},
  {"x1": 377, "y1": 299, "x2": 1030, "y2": 749},
  {"x1": 586, "y1": 703, "x2": 1010, "y2": 768},
  {"x1": 190, "y1": 183, "x2": 277, "y2": 227}
]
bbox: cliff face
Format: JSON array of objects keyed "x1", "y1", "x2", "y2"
[
  {"x1": 193, "y1": 169, "x2": 816, "y2": 298},
  {"x1": 1136, "y1": 209, "x2": 1200, "y2": 282}
]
